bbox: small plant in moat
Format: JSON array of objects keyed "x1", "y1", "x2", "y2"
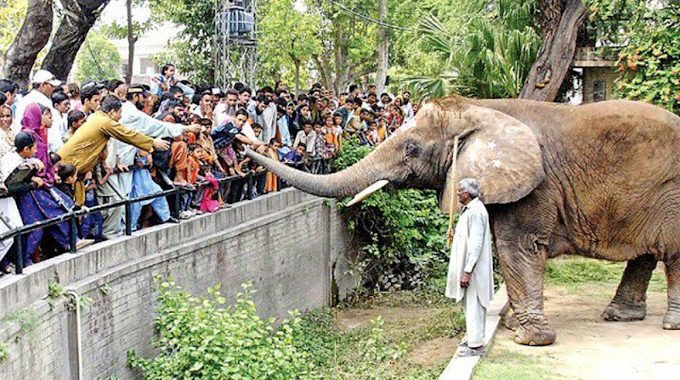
[{"x1": 127, "y1": 278, "x2": 314, "y2": 379}]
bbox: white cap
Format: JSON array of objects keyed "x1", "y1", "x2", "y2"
[{"x1": 32, "y1": 70, "x2": 62, "y2": 86}]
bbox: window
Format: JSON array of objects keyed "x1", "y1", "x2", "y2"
[{"x1": 593, "y1": 80, "x2": 607, "y2": 102}]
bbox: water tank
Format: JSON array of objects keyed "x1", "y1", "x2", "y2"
[{"x1": 227, "y1": 5, "x2": 254, "y2": 36}]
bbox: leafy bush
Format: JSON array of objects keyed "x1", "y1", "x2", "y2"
[
  {"x1": 587, "y1": 0, "x2": 679, "y2": 113},
  {"x1": 333, "y1": 138, "x2": 450, "y2": 293},
  {"x1": 128, "y1": 278, "x2": 314, "y2": 379}
]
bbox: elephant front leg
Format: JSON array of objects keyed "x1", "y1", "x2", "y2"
[
  {"x1": 602, "y1": 254, "x2": 656, "y2": 322},
  {"x1": 497, "y1": 238, "x2": 556, "y2": 346},
  {"x1": 663, "y1": 255, "x2": 680, "y2": 330}
]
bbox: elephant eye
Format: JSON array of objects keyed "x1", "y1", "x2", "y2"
[{"x1": 404, "y1": 140, "x2": 420, "y2": 158}]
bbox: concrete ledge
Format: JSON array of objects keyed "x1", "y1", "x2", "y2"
[
  {"x1": 0, "y1": 188, "x2": 314, "y2": 318},
  {"x1": 438, "y1": 284, "x2": 509, "y2": 380}
]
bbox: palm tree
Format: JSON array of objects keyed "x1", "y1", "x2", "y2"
[{"x1": 400, "y1": 0, "x2": 540, "y2": 100}]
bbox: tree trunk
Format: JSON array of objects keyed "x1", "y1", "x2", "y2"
[
  {"x1": 293, "y1": 59, "x2": 301, "y2": 97},
  {"x1": 41, "y1": 0, "x2": 110, "y2": 81},
  {"x1": 2, "y1": 0, "x2": 54, "y2": 88},
  {"x1": 125, "y1": 0, "x2": 136, "y2": 84},
  {"x1": 375, "y1": 0, "x2": 389, "y2": 94},
  {"x1": 333, "y1": 19, "x2": 350, "y2": 93},
  {"x1": 519, "y1": 0, "x2": 586, "y2": 101},
  {"x1": 312, "y1": 52, "x2": 333, "y2": 94}
]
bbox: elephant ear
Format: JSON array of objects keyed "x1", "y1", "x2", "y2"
[{"x1": 439, "y1": 105, "x2": 545, "y2": 213}]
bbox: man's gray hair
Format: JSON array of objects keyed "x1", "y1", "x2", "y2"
[{"x1": 458, "y1": 178, "x2": 480, "y2": 198}]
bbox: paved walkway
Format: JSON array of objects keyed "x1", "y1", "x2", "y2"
[{"x1": 479, "y1": 283, "x2": 680, "y2": 379}]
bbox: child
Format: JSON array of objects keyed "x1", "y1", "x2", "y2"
[
  {"x1": 56, "y1": 163, "x2": 77, "y2": 199},
  {"x1": 282, "y1": 143, "x2": 305, "y2": 164},
  {"x1": 79, "y1": 154, "x2": 103, "y2": 241},
  {"x1": 64, "y1": 110, "x2": 86, "y2": 142},
  {"x1": 264, "y1": 138, "x2": 281, "y2": 193},
  {"x1": 313, "y1": 122, "x2": 327, "y2": 160},
  {"x1": 366, "y1": 122, "x2": 380, "y2": 146},
  {"x1": 198, "y1": 164, "x2": 220, "y2": 213}
]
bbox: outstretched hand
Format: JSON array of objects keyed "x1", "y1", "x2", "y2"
[{"x1": 152, "y1": 138, "x2": 170, "y2": 151}]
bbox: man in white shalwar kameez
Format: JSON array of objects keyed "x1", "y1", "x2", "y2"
[
  {"x1": 103, "y1": 85, "x2": 196, "y2": 237},
  {"x1": 446, "y1": 178, "x2": 494, "y2": 356}
]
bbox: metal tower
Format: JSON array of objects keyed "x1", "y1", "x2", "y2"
[{"x1": 214, "y1": 0, "x2": 258, "y2": 89}]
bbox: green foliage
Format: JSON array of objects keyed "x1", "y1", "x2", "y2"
[
  {"x1": 147, "y1": 0, "x2": 215, "y2": 84},
  {"x1": 400, "y1": 0, "x2": 540, "y2": 100},
  {"x1": 614, "y1": 2, "x2": 680, "y2": 113},
  {"x1": 128, "y1": 278, "x2": 314, "y2": 379},
  {"x1": 0, "y1": 342, "x2": 8, "y2": 361},
  {"x1": 99, "y1": 282, "x2": 112, "y2": 296},
  {"x1": 474, "y1": 345, "x2": 558, "y2": 380},
  {"x1": 75, "y1": 30, "x2": 122, "y2": 83},
  {"x1": 0, "y1": 0, "x2": 27, "y2": 64},
  {"x1": 3, "y1": 309, "x2": 39, "y2": 334},
  {"x1": 258, "y1": 0, "x2": 322, "y2": 94},
  {"x1": 47, "y1": 281, "x2": 65, "y2": 299},
  {"x1": 333, "y1": 138, "x2": 449, "y2": 293}
]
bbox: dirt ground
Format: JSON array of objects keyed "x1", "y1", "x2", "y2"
[
  {"x1": 335, "y1": 305, "x2": 459, "y2": 367},
  {"x1": 484, "y1": 283, "x2": 680, "y2": 380}
]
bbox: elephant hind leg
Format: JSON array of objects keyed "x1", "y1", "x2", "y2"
[
  {"x1": 663, "y1": 255, "x2": 680, "y2": 330},
  {"x1": 602, "y1": 254, "x2": 657, "y2": 322}
]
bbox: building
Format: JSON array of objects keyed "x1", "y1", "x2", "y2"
[
  {"x1": 570, "y1": 47, "x2": 619, "y2": 104},
  {"x1": 110, "y1": 25, "x2": 184, "y2": 85}
]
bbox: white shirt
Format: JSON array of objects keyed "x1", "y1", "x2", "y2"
[
  {"x1": 445, "y1": 198, "x2": 494, "y2": 307},
  {"x1": 293, "y1": 130, "x2": 316, "y2": 155}
]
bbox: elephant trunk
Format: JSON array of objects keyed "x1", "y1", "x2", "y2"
[{"x1": 245, "y1": 147, "x2": 390, "y2": 199}]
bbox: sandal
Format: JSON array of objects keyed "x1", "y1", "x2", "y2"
[{"x1": 458, "y1": 346, "x2": 485, "y2": 357}]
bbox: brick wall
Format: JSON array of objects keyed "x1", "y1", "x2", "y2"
[{"x1": 0, "y1": 189, "x2": 353, "y2": 380}]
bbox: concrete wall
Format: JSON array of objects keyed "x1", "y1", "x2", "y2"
[{"x1": 0, "y1": 189, "x2": 353, "y2": 380}]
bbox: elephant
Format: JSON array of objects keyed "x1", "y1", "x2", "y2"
[{"x1": 245, "y1": 96, "x2": 680, "y2": 346}]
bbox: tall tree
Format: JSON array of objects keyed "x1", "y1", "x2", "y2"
[
  {"x1": 259, "y1": 0, "x2": 321, "y2": 95},
  {"x1": 375, "y1": 0, "x2": 389, "y2": 94},
  {"x1": 2, "y1": 0, "x2": 53, "y2": 87},
  {"x1": 519, "y1": 0, "x2": 586, "y2": 101},
  {"x1": 41, "y1": 0, "x2": 111, "y2": 81},
  {"x1": 104, "y1": 0, "x2": 155, "y2": 84}
]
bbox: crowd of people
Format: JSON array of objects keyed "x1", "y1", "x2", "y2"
[{"x1": 0, "y1": 63, "x2": 420, "y2": 274}]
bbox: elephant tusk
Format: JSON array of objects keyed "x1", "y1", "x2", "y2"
[{"x1": 345, "y1": 180, "x2": 390, "y2": 207}]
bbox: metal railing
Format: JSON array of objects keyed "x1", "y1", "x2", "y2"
[{"x1": 0, "y1": 158, "x2": 333, "y2": 276}]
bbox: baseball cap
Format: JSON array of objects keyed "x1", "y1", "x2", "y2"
[
  {"x1": 127, "y1": 84, "x2": 149, "y2": 95},
  {"x1": 32, "y1": 70, "x2": 61, "y2": 86}
]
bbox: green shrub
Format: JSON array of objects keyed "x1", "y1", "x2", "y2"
[
  {"x1": 333, "y1": 138, "x2": 450, "y2": 293},
  {"x1": 128, "y1": 278, "x2": 314, "y2": 379}
]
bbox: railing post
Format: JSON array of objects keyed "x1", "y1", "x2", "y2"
[
  {"x1": 246, "y1": 173, "x2": 254, "y2": 200},
  {"x1": 124, "y1": 201, "x2": 132, "y2": 236},
  {"x1": 14, "y1": 234, "x2": 23, "y2": 275},
  {"x1": 173, "y1": 188, "x2": 180, "y2": 218},
  {"x1": 69, "y1": 215, "x2": 78, "y2": 253}
]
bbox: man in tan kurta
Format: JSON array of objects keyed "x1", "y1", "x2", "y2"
[{"x1": 58, "y1": 96, "x2": 168, "y2": 174}]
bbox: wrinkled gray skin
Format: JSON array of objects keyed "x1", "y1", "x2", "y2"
[{"x1": 246, "y1": 96, "x2": 680, "y2": 346}]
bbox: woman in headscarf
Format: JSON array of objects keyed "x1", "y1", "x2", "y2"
[
  {"x1": 17, "y1": 103, "x2": 86, "y2": 264},
  {"x1": 21, "y1": 103, "x2": 55, "y2": 184},
  {"x1": 0, "y1": 105, "x2": 15, "y2": 159}
]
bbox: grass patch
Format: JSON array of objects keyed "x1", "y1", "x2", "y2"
[
  {"x1": 296, "y1": 289, "x2": 464, "y2": 379},
  {"x1": 545, "y1": 256, "x2": 665, "y2": 292},
  {"x1": 474, "y1": 346, "x2": 560, "y2": 380}
]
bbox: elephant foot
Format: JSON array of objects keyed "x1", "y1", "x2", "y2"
[
  {"x1": 503, "y1": 313, "x2": 520, "y2": 331},
  {"x1": 601, "y1": 302, "x2": 646, "y2": 322},
  {"x1": 513, "y1": 324, "x2": 556, "y2": 346},
  {"x1": 662, "y1": 311, "x2": 680, "y2": 330}
]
